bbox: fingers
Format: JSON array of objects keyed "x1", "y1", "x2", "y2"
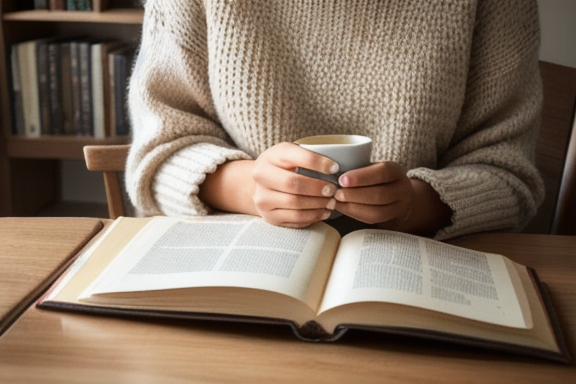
[
  {"x1": 263, "y1": 142, "x2": 340, "y2": 176},
  {"x1": 253, "y1": 163, "x2": 338, "y2": 198},
  {"x1": 333, "y1": 162, "x2": 414, "y2": 225},
  {"x1": 338, "y1": 161, "x2": 406, "y2": 188},
  {"x1": 335, "y1": 162, "x2": 409, "y2": 204},
  {"x1": 253, "y1": 183, "x2": 336, "y2": 228},
  {"x1": 261, "y1": 208, "x2": 333, "y2": 229},
  {"x1": 334, "y1": 182, "x2": 412, "y2": 224},
  {"x1": 252, "y1": 175, "x2": 337, "y2": 227},
  {"x1": 250, "y1": 142, "x2": 341, "y2": 228},
  {"x1": 335, "y1": 198, "x2": 411, "y2": 225}
]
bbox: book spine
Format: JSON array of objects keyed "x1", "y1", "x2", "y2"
[
  {"x1": 66, "y1": 0, "x2": 76, "y2": 11},
  {"x1": 101, "y1": 42, "x2": 123, "y2": 138},
  {"x1": 34, "y1": 0, "x2": 49, "y2": 9},
  {"x1": 36, "y1": 40, "x2": 52, "y2": 135},
  {"x1": 108, "y1": 50, "x2": 117, "y2": 137},
  {"x1": 9, "y1": 45, "x2": 25, "y2": 135},
  {"x1": 76, "y1": 0, "x2": 92, "y2": 11},
  {"x1": 114, "y1": 53, "x2": 128, "y2": 136},
  {"x1": 21, "y1": 41, "x2": 42, "y2": 137},
  {"x1": 93, "y1": 0, "x2": 111, "y2": 12},
  {"x1": 69, "y1": 41, "x2": 83, "y2": 135},
  {"x1": 91, "y1": 43, "x2": 105, "y2": 139},
  {"x1": 79, "y1": 41, "x2": 94, "y2": 136},
  {"x1": 48, "y1": 42, "x2": 64, "y2": 135},
  {"x1": 59, "y1": 42, "x2": 75, "y2": 135},
  {"x1": 50, "y1": 0, "x2": 65, "y2": 10}
]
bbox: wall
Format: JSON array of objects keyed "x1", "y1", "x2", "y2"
[
  {"x1": 538, "y1": 0, "x2": 576, "y2": 68},
  {"x1": 60, "y1": 159, "x2": 107, "y2": 204},
  {"x1": 60, "y1": 0, "x2": 576, "y2": 205}
]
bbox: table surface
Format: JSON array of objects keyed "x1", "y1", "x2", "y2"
[
  {"x1": 0, "y1": 218, "x2": 574, "y2": 384},
  {"x1": 0, "y1": 217, "x2": 104, "y2": 334}
]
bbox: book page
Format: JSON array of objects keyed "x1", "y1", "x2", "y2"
[
  {"x1": 318, "y1": 230, "x2": 532, "y2": 329},
  {"x1": 80, "y1": 216, "x2": 339, "y2": 313}
]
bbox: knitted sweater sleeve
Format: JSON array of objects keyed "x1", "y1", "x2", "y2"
[
  {"x1": 408, "y1": 0, "x2": 544, "y2": 240},
  {"x1": 125, "y1": 0, "x2": 251, "y2": 216}
]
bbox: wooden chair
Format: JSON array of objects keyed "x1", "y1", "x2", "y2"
[
  {"x1": 83, "y1": 144, "x2": 131, "y2": 219},
  {"x1": 523, "y1": 61, "x2": 576, "y2": 235},
  {"x1": 84, "y1": 62, "x2": 576, "y2": 234},
  {"x1": 551, "y1": 103, "x2": 576, "y2": 235}
]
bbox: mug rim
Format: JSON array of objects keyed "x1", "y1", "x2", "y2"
[{"x1": 294, "y1": 134, "x2": 372, "y2": 146}]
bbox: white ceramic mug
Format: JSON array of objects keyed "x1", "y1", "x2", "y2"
[{"x1": 294, "y1": 134, "x2": 372, "y2": 185}]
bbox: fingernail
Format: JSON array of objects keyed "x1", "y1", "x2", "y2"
[
  {"x1": 326, "y1": 198, "x2": 336, "y2": 210},
  {"x1": 322, "y1": 184, "x2": 335, "y2": 197},
  {"x1": 339, "y1": 175, "x2": 349, "y2": 187},
  {"x1": 322, "y1": 211, "x2": 332, "y2": 220},
  {"x1": 329, "y1": 162, "x2": 340, "y2": 174}
]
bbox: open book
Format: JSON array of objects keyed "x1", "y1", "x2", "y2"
[{"x1": 38, "y1": 215, "x2": 570, "y2": 363}]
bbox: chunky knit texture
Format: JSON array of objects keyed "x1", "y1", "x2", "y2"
[{"x1": 127, "y1": 0, "x2": 544, "y2": 240}]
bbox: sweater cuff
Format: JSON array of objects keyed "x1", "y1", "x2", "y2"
[
  {"x1": 408, "y1": 166, "x2": 530, "y2": 240},
  {"x1": 152, "y1": 142, "x2": 251, "y2": 216}
]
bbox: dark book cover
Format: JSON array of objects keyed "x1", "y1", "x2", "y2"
[
  {"x1": 49, "y1": 0, "x2": 66, "y2": 10},
  {"x1": 69, "y1": 40, "x2": 83, "y2": 135},
  {"x1": 48, "y1": 41, "x2": 64, "y2": 135},
  {"x1": 34, "y1": 0, "x2": 49, "y2": 9},
  {"x1": 79, "y1": 40, "x2": 94, "y2": 136},
  {"x1": 59, "y1": 42, "x2": 75, "y2": 135},
  {"x1": 112, "y1": 47, "x2": 135, "y2": 136},
  {"x1": 36, "y1": 39, "x2": 52, "y2": 135},
  {"x1": 76, "y1": 0, "x2": 92, "y2": 11}
]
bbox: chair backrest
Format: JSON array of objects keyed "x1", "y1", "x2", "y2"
[
  {"x1": 83, "y1": 144, "x2": 131, "y2": 219},
  {"x1": 84, "y1": 62, "x2": 576, "y2": 234},
  {"x1": 552, "y1": 106, "x2": 576, "y2": 235},
  {"x1": 522, "y1": 61, "x2": 576, "y2": 235}
]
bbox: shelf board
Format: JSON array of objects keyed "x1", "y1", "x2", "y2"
[
  {"x1": 3, "y1": 9, "x2": 143, "y2": 24},
  {"x1": 7, "y1": 135, "x2": 130, "y2": 160}
]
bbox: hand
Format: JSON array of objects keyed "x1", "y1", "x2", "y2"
[
  {"x1": 334, "y1": 162, "x2": 414, "y2": 227},
  {"x1": 250, "y1": 142, "x2": 340, "y2": 228},
  {"x1": 334, "y1": 162, "x2": 452, "y2": 235},
  {"x1": 200, "y1": 142, "x2": 343, "y2": 229}
]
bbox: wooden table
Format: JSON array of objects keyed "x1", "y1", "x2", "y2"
[
  {"x1": 0, "y1": 217, "x2": 104, "y2": 334},
  {"x1": 0, "y1": 218, "x2": 574, "y2": 383}
]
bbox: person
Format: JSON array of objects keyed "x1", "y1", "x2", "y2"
[{"x1": 125, "y1": 0, "x2": 544, "y2": 241}]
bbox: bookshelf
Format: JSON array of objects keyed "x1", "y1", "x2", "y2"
[{"x1": 0, "y1": 0, "x2": 142, "y2": 216}]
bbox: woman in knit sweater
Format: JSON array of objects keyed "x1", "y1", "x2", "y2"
[{"x1": 126, "y1": 0, "x2": 544, "y2": 240}]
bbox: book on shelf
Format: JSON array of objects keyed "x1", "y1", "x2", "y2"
[
  {"x1": 34, "y1": 0, "x2": 49, "y2": 9},
  {"x1": 9, "y1": 37, "x2": 135, "y2": 138},
  {"x1": 9, "y1": 45, "x2": 25, "y2": 135},
  {"x1": 58, "y1": 41, "x2": 76, "y2": 135},
  {"x1": 11, "y1": 39, "x2": 45, "y2": 137},
  {"x1": 108, "y1": 45, "x2": 135, "y2": 136},
  {"x1": 47, "y1": 40, "x2": 64, "y2": 134},
  {"x1": 67, "y1": 0, "x2": 92, "y2": 11},
  {"x1": 78, "y1": 40, "x2": 94, "y2": 136},
  {"x1": 38, "y1": 215, "x2": 571, "y2": 364},
  {"x1": 37, "y1": 39, "x2": 54, "y2": 135},
  {"x1": 91, "y1": 41, "x2": 124, "y2": 138},
  {"x1": 49, "y1": 0, "x2": 65, "y2": 10},
  {"x1": 69, "y1": 38, "x2": 99, "y2": 135}
]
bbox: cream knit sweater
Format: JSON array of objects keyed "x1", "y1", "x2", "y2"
[{"x1": 126, "y1": 0, "x2": 544, "y2": 240}]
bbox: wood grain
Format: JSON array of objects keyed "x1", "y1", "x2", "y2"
[{"x1": 0, "y1": 217, "x2": 104, "y2": 334}]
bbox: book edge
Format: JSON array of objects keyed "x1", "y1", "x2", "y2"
[{"x1": 36, "y1": 292, "x2": 570, "y2": 364}]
